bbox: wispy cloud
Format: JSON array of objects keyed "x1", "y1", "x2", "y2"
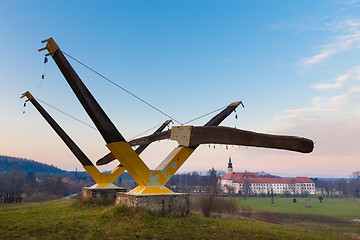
[
  {"x1": 273, "y1": 63, "x2": 360, "y2": 168},
  {"x1": 329, "y1": 85, "x2": 360, "y2": 106},
  {"x1": 309, "y1": 65, "x2": 360, "y2": 108},
  {"x1": 312, "y1": 74, "x2": 350, "y2": 90},
  {"x1": 259, "y1": 3, "x2": 360, "y2": 177},
  {"x1": 299, "y1": 20, "x2": 360, "y2": 68},
  {"x1": 273, "y1": 108, "x2": 339, "y2": 121},
  {"x1": 286, "y1": 108, "x2": 339, "y2": 113},
  {"x1": 312, "y1": 65, "x2": 360, "y2": 90}
]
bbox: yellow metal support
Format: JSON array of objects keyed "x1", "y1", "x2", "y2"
[
  {"x1": 128, "y1": 185, "x2": 174, "y2": 195},
  {"x1": 83, "y1": 165, "x2": 125, "y2": 188},
  {"x1": 106, "y1": 141, "x2": 150, "y2": 186},
  {"x1": 87, "y1": 126, "x2": 194, "y2": 191},
  {"x1": 107, "y1": 127, "x2": 196, "y2": 195},
  {"x1": 127, "y1": 146, "x2": 194, "y2": 195},
  {"x1": 155, "y1": 146, "x2": 194, "y2": 185}
]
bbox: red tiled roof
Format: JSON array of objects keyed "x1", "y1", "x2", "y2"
[
  {"x1": 222, "y1": 172, "x2": 258, "y2": 180},
  {"x1": 222, "y1": 172, "x2": 235, "y2": 180},
  {"x1": 221, "y1": 172, "x2": 314, "y2": 184},
  {"x1": 244, "y1": 172, "x2": 258, "y2": 178},
  {"x1": 294, "y1": 177, "x2": 314, "y2": 183}
]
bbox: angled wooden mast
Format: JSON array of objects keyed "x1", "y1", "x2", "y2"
[{"x1": 20, "y1": 91, "x2": 124, "y2": 188}]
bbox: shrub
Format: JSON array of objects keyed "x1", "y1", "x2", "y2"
[{"x1": 191, "y1": 196, "x2": 238, "y2": 217}]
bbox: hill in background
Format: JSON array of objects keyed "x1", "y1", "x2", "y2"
[
  {"x1": 0, "y1": 155, "x2": 66, "y2": 175},
  {"x1": 0, "y1": 154, "x2": 134, "y2": 181}
]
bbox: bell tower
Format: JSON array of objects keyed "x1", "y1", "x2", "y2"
[{"x1": 228, "y1": 156, "x2": 233, "y2": 174}]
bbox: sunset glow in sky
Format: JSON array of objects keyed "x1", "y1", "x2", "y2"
[{"x1": 1, "y1": 1, "x2": 360, "y2": 178}]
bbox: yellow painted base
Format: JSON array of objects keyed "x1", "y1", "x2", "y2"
[
  {"x1": 89, "y1": 183, "x2": 119, "y2": 189},
  {"x1": 83, "y1": 165, "x2": 125, "y2": 189},
  {"x1": 128, "y1": 185, "x2": 176, "y2": 195}
]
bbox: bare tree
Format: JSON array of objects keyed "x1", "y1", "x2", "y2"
[
  {"x1": 350, "y1": 171, "x2": 360, "y2": 179},
  {"x1": 200, "y1": 168, "x2": 220, "y2": 217}
]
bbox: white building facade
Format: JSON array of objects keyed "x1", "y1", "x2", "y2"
[{"x1": 220, "y1": 158, "x2": 315, "y2": 195}]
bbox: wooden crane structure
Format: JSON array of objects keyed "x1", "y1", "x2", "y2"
[{"x1": 22, "y1": 37, "x2": 313, "y2": 195}]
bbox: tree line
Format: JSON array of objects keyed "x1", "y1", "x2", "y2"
[
  {"x1": 166, "y1": 169, "x2": 225, "y2": 193},
  {"x1": 0, "y1": 168, "x2": 95, "y2": 202},
  {"x1": 312, "y1": 171, "x2": 360, "y2": 197}
]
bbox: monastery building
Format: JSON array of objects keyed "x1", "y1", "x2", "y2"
[{"x1": 220, "y1": 158, "x2": 315, "y2": 195}]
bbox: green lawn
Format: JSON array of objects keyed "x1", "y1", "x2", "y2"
[
  {"x1": 0, "y1": 199, "x2": 353, "y2": 240},
  {"x1": 226, "y1": 196, "x2": 360, "y2": 237},
  {"x1": 234, "y1": 196, "x2": 360, "y2": 220}
]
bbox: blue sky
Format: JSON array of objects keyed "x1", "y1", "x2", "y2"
[{"x1": 1, "y1": 1, "x2": 359, "y2": 177}]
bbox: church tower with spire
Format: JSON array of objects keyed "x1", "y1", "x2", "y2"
[{"x1": 228, "y1": 157, "x2": 233, "y2": 174}]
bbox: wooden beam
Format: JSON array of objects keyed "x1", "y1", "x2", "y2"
[
  {"x1": 127, "y1": 126, "x2": 313, "y2": 153},
  {"x1": 189, "y1": 126, "x2": 313, "y2": 153}
]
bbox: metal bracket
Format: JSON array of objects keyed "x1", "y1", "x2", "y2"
[
  {"x1": 21, "y1": 91, "x2": 34, "y2": 101},
  {"x1": 230, "y1": 101, "x2": 244, "y2": 108},
  {"x1": 38, "y1": 37, "x2": 60, "y2": 56},
  {"x1": 170, "y1": 126, "x2": 192, "y2": 147}
]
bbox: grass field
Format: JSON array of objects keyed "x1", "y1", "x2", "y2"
[
  {"x1": 235, "y1": 196, "x2": 360, "y2": 220},
  {"x1": 232, "y1": 196, "x2": 360, "y2": 237},
  {"x1": 0, "y1": 199, "x2": 354, "y2": 240}
]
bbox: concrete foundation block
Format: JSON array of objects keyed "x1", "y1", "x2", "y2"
[
  {"x1": 81, "y1": 187, "x2": 126, "y2": 202},
  {"x1": 115, "y1": 192, "x2": 189, "y2": 215}
]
